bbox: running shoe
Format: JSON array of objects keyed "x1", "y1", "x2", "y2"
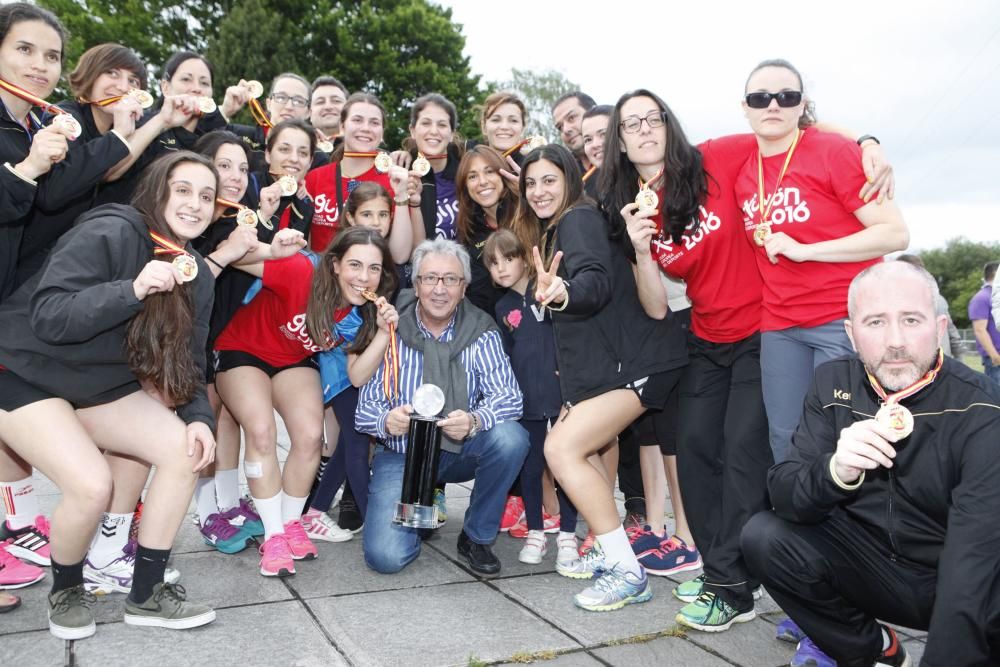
[
  {"x1": 509, "y1": 511, "x2": 560, "y2": 538},
  {"x1": 573, "y1": 565, "x2": 652, "y2": 612},
  {"x1": 433, "y1": 487, "x2": 448, "y2": 527},
  {"x1": 0, "y1": 542, "x2": 45, "y2": 589},
  {"x1": 556, "y1": 541, "x2": 606, "y2": 579},
  {"x1": 791, "y1": 636, "x2": 837, "y2": 667},
  {"x1": 225, "y1": 497, "x2": 264, "y2": 538},
  {"x1": 638, "y1": 535, "x2": 702, "y2": 576},
  {"x1": 517, "y1": 530, "x2": 547, "y2": 564},
  {"x1": 578, "y1": 530, "x2": 596, "y2": 557},
  {"x1": 676, "y1": 591, "x2": 756, "y2": 632},
  {"x1": 48, "y1": 584, "x2": 96, "y2": 640},
  {"x1": 627, "y1": 523, "x2": 664, "y2": 555},
  {"x1": 875, "y1": 626, "x2": 910, "y2": 667},
  {"x1": 259, "y1": 535, "x2": 295, "y2": 577},
  {"x1": 123, "y1": 582, "x2": 216, "y2": 629},
  {"x1": 337, "y1": 489, "x2": 363, "y2": 533},
  {"x1": 674, "y1": 575, "x2": 763, "y2": 603},
  {"x1": 301, "y1": 510, "x2": 353, "y2": 543},
  {"x1": 83, "y1": 541, "x2": 181, "y2": 595},
  {"x1": 200, "y1": 512, "x2": 252, "y2": 554},
  {"x1": 499, "y1": 495, "x2": 524, "y2": 532},
  {"x1": 776, "y1": 617, "x2": 806, "y2": 643},
  {"x1": 0, "y1": 515, "x2": 51, "y2": 566},
  {"x1": 283, "y1": 520, "x2": 318, "y2": 560}
]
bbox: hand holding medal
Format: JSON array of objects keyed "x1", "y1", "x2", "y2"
[
  {"x1": 0, "y1": 78, "x2": 80, "y2": 142},
  {"x1": 149, "y1": 230, "x2": 198, "y2": 283},
  {"x1": 361, "y1": 290, "x2": 400, "y2": 399},
  {"x1": 753, "y1": 129, "x2": 802, "y2": 247},
  {"x1": 620, "y1": 201, "x2": 658, "y2": 256},
  {"x1": 635, "y1": 166, "x2": 663, "y2": 216}
]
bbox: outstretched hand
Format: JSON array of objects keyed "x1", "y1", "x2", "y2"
[{"x1": 531, "y1": 246, "x2": 567, "y2": 307}]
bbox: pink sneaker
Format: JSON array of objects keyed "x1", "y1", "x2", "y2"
[
  {"x1": 283, "y1": 520, "x2": 318, "y2": 561},
  {"x1": 0, "y1": 542, "x2": 45, "y2": 589},
  {"x1": 509, "y1": 511, "x2": 560, "y2": 538},
  {"x1": 499, "y1": 496, "x2": 525, "y2": 532},
  {"x1": 0, "y1": 515, "x2": 51, "y2": 566},
  {"x1": 259, "y1": 535, "x2": 295, "y2": 577}
]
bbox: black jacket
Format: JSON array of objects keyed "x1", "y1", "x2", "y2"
[
  {"x1": 548, "y1": 204, "x2": 687, "y2": 405},
  {"x1": 769, "y1": 355, "x2": 1000, "y2": 666},
  {"x1": 0, "y1": 102, "x2": 129, "y2": 300},
  {"x1": 0, "y1": 204, "x2": 215, "y2": 429},
  {"x1": 462, "y1": 200, "x2": 512, "y2": 315},
  {"x1": 495, "y1": 288, "x2": 562, "y2": 420}
]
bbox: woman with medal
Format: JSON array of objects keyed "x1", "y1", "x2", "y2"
[
  {"x1": 0, "y1": 151, "x2": 222, "y2": 638},
  {"x1": 305, "y1": 92, "x2": 418, "y2": 258},
  {"x1": 213, "y1": 226, "x2": 398, "y2": 577},
  {"x1": 251, "y1": 117, "x2": 314, "y2": 240},
  {"x1": 479, "y1": 91, "x2": 543, "y2": 168},
  {"x1": 512, "y1": 144, "x2": 689, "y2": 612},
  {"x1": 579, "y1": 105, "x2": 611, "y2": 196},
  {"x1": 405, "y1": 93, "x2": 464, "y2": 242},
  {"x1": 152, "y1": 51, "x2": 226, "y2": 151}
]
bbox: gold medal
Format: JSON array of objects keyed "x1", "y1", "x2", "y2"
[
  {"x1": 172, "y1": 254, "x2": 198, "y2": 282},
  {"x1": 412, "y1": 155, "x2": 431, "y2": 177},
  {"x1": 236, "y1": 208, "x2": 258, "y2": 227},
  {"x1": 278, "y1": 175, "x2": 297, "y2": 197},
  {"x1": 753, "y1": 223, "x2": 771, "y2": 246},
  {"x1": 245, "y1": 80, "x2": 264, "y2": 99},
  {"x1": 197, "y1": 97, "x2": 217, "y2": 114},
  {"x1": 317, "y1": 140, "x2": 333, "y2": 153},
  {"x1": 52, "y1": 113, "x2": 81, "y2": 140},
  {"x1": 373, "y1": 151, "x2": 393, "y2": 174},
  {"x1": 635, "y1": 188, "x2": 658, "y2": 214},
  {"x1": 527, "y1": 135, "x2": 546, "y2": 150},
  {"x1": 129, "y1": 89, "x2": 154, "y2": 109},
  {"x1": 875, "y1": 402, "x2": 914, "y2": 440}
]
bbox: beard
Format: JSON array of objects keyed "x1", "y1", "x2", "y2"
[{"x1": 867, "y1": 346, "x2": 937, "y2": 392}]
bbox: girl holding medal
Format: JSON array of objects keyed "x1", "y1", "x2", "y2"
[
  {"x1": 0, "y1": 151, "x2": 222, "y2": 638},
  {"x1": 479, "y1": 91, "x2": 538, "y2": 167},
  {"x1": 213, "y1": 226, "x2": 398, "y2": 577},
  {"x1": 513, "y1": 144, "x2": 689, "y2": 612},
  {"x1": 406, "y1": 93, "x2": 464, "y2": 242},
  {"x1": 252, "y1": 117, "x2": 314, "y2": 239},
  {"x1": 305, "y1": 92, "x2": 418, "y2": 258},
  {"x1": 153, "y1": 50, "x2": 226, "y2": 149}
]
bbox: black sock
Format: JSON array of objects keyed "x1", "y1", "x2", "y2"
[
  {"x1": 50, "y1": 558, "x2": 85, "y2": 594},
  {"x1": 128, "y1": 544, "x2": 171, "y2": 604}
]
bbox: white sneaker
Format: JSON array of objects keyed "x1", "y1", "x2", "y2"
[
  {"x1": 301, "y1": 511, "x2": 353, "y2": 543},
  {"x1": 518, "y1": 530, "x2": 547, "y2": 564},
  {"x1": 83, "y1": 544, "x2": 180, "y2": 595},
  {"x1": 556, "y1": 532, "x2": 579, "y2": 568}
]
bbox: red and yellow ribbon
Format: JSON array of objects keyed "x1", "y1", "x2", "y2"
[
  {"x1": 756, "y1": 129, "x2": 803, "y2": 226},
  {"x1": 582, "y1": 165, "x2": 597, "y2": 183},
  {"x1": 0, "y1": 78, "x2": 64, "y2": 115},
  {"x1": 637, "y1": 166, "x2": 664, "y2": 192},
  {"x1": 248, "y1": 98, "x2": 272, "y2": 129},
  {"x1": 502, "y1": 139, "x2": 529, "y2": 158},
  {"x1": 421, "y1": 152, "x2": 447, "y2": 160},
  {"x1": 343, "y1": 151, "x2": 377, "y2": 159},
  {"x1": 382, "y1": 325, "x2": 400, "y2": 400},
  {"x1": 216, "y1": 197, "x2": 247, "y2": 212},
  {"x1": 149, "y1": 230, "x2": 189, "y2": 259},
  {"x1": 865, "y1": 349, "x2": 943, "y2": 405}
]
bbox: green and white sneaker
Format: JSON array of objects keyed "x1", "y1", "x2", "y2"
[
  {"x1": 123, "y1": 582, "x2": 216, "y2": 629},
  {"x1": 48, "y1": 584, "x2": 96, "y2": 640},
  {"x1": 573, "y1": 565, "x2": 652, "y2": 612},
  {"x1": 675, "y1": 591, "x2": 755, "y2": 632},
  {"x1": 556, "y1": 542, "x2": 605, "y2": 579},
  {"x1": 674, "y1": 575, "x2": 764, "y2": 604}
]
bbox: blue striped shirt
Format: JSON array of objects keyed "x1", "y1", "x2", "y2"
[{"x1": 355, "y1": 308, "x2": 523, "y2": 453}]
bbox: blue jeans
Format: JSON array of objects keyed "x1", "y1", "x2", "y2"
[
  {"x1": 761, "y1": 321, "x2": 853, "y2": 464},
  {"x1": 983, "y1": 357, "x2": 1000, "y2": 386},
  {"x1": 363, "y1": 420, "x2": 529, "y2": 574}
]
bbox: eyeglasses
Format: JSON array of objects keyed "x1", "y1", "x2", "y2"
[
  {"x1": 269, "y1": 93, "x2": 309, "y2": 108},
  {"x1": 619, "y1": 111, "x2": 667, "y2": 134},
  {"x1": 416, "y1": 274, "x2": 464, "y2": 287},
  {"x1": 744, "y1": 91, "x2": 803, "y2": 109}
]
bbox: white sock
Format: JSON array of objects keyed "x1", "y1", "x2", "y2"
[
  {"x1": 597, "y1": 526, "x2": 642, "y2": 576},
  {"x1": 0, "y1": 477, "x2": 38, "y2": 529},
  {"x1": 194, "y1": 477, "x2": 218, "y2": 525},
  {"x1": 281, "y1": 492, "x2": 308, "y2": 525},
  {"x1": 252, "y1": 492, "x2": 284, "y2": 540},
  {"x1": 87, "y1": 512, "x2": 133, "y2": 568},
  {"x1": 214, "y1": 469, "x2": 240, "y2": 512}
]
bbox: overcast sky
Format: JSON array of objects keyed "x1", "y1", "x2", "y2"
[{"x1": 443, "y1": 0, "x2": 1000, "y2": 252}]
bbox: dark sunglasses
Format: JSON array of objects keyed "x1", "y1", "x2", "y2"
[{"x1": 744, "y1": 91, "x2": 803, "y2": 109}]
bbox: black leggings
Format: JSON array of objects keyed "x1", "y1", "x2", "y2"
[
  {"x1": 310, "y1": 386, "x2": 369, "y2": 519},
  {"x1": 521, "y1": 419, "x2": 577, "y2": 533}
]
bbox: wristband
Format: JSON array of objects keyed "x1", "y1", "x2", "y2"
[
  {"x1": 829, "y1": 455, "x2": 864, "y2": 491},
  {"x1": 856, "y1": 134, "x2": 880, "y2": 147},
  {"x1": 394, "y1": 197, "x2": 409, "y2": 205},
  {"x1": 205, "y1": 255, "x2": 225, "y2": 271}
]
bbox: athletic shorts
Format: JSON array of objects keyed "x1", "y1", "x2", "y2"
[
  {"x1": 213, "y1": 350, "x2": 318, "y2": 378},
  {"x1": 619, "y1": 370, "x2": 680, "y2": 456},
  {"x1": 0, "y1": 369, "x2": 62, "y2": 413}
]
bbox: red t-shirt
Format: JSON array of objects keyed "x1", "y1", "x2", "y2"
[
  {"x1": 305, "y1": 162, "x2": 395, "y2": 252},
  {"x1": 735, "y1": 127, "x2": 874, "y2": 331},
  {"x1": 214, "y1": 253, "x2": 321, "y2": 366},
  {"x1": 647, "y1": 134, "x2": 762, "y2": 343}
]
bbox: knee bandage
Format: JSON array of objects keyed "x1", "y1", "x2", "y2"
[{"x1": 244, "y1": 460, "x2": 263, "y2": 479}]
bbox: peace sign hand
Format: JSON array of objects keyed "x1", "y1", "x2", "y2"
[{"x1": 531, "y1": 246, "x2": 567, "y2": 307}]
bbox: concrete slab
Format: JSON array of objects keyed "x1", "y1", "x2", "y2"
[
  {"x1": 0, "y1": 627, "x2": 68, "y2": 664},
  {"x1": 591, "y1": 634, "x2": 731, "y2": 666},
  {"x1": 307, "y1": 581, "x2": 580, "y2": 667},
  {"x1": 681, "y1": 618, "x2": 797, "y2": 667},
  {"x1": 73, "y1": 601, "x2": 348, "y2": 666}
]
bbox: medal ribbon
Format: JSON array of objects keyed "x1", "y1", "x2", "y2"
[
  {"x1": 248, "y1": 98, "x2": 273, "y2": 129},
  {"x1": 0, "y1": 78, "x2": 64, "y2": 115},
  {"x1": 343, "y1": 151, "x2": 377, "y2": 158},
  {"x1": 502, "y1": 139, "x2": 529, "y2": 158},
  {"x1": 216, "y1": 197, "x2": 248, "y2": 213},
  {"x1": 149, "y1": 230, "x2": 190, "y2": 259},
  {"x1": 637, "y1": 166, "x2": 664, "y2": 193},
  {"x1": 582, "y1": 165, "x2": 597, "y2": 183},
  {"x1": 865, "y1": 349, "x2": 944, "y2": 405},
  {"x1": 421, "y1": 151, "x2": 447, "y2": 160},
  {"x1": 756, "y1": 129, "x2": 802, "y2": 225},
  {"x1": 382, "y1": 324, "x2": 400, "y2": 400}
]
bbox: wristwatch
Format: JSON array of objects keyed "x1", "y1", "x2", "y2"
[{"x1": 467, "y1": 412, "x2": 482, "y2": 439}]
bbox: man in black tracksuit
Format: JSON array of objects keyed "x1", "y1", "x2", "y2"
[{"x1": 741, "y1": 261, "x2": 1000, "y2": 667}]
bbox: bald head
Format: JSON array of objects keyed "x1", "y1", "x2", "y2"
[{"x1": 848, "y1": 261, "x2": 939, "y2": 321}]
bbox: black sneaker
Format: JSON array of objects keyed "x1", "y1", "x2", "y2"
[
  {"x1": 457, "y1": 530, "x2": 500, "y2": 577},
  {"x1": 337, "y1": 486, "x2": 362, "y2": 533},
  {"x1": 875, "y1": 625, "x2": 910, "y2": 667}
]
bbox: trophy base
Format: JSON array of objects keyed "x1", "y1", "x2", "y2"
[{"x1": 393, "y1": 502, "x2": 439, "y2": 529}]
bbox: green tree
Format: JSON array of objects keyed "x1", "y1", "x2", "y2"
[
  {"x1": 920, "y1": 238, "x2": 1000, "y2": 328},
  {"x1": 493, "y1": 68, "x2": 581, "y2": 143}
]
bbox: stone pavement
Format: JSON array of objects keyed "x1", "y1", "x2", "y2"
[{"x1": 1, "y1": 422, "x2": 930, "y2": 667}]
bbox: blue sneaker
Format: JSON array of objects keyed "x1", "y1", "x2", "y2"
[
  {"x1": 573, "y1": 565, "x2": 652, "y2": 611},
  {"x1": 791, "y1": 636, "x2": 836, "y2": 667},
  {"x1": 627, "y1": 524, "x2": 663, "y2": 555},
  {"x1": 777, "y1": 617, "x2": 806, "y2": 643},
  {"x1": 676, "y1": 591, "x2": 756, "y2": 632},
  {"x1": 638, "y1": 535, "x2": 702, "y2": 576}
]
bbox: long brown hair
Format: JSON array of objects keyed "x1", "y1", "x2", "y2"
[
  {"x1": 454, "y1": 145, "x2": 517, "y2": 244},
  {"x1": 513, "y1": 144, "x2": 585, "y2": 263},
  {"x1": 305, "y1": 226, "x2": 398, "y2": 355},
  {"x1": 126, "y1": 152, "x2": 218, "y2": 404}
]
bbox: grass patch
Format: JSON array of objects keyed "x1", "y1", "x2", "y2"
[
  {"x1": 604, "y1": 625, "x2": 688, "y2": 646},
  {"x1": 467, "y1": 654, "x2": 489, "y2": 667},
  {"x1": 508, "y1": 649, "x2": 558, "y2": 663}
]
